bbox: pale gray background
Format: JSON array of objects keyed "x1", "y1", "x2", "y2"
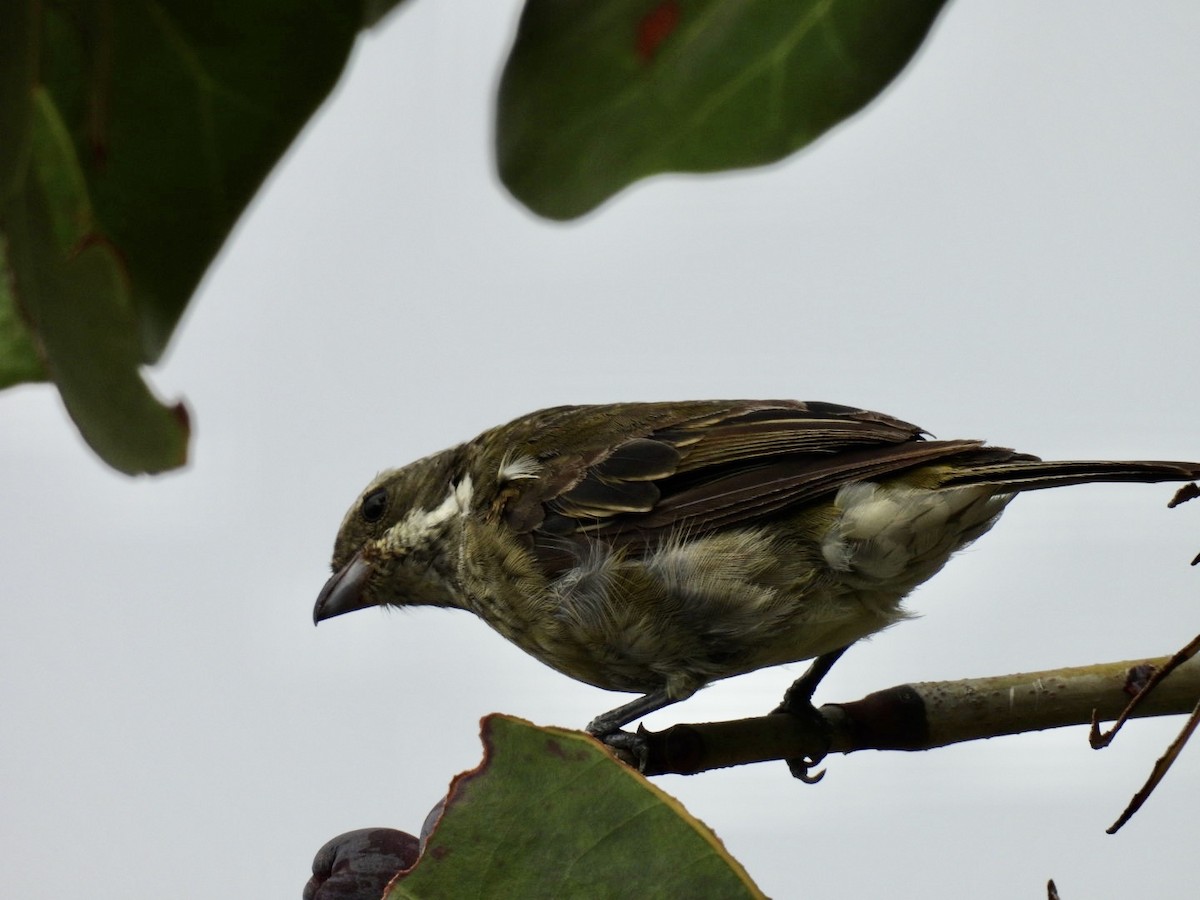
[{"x1": 4, "y1": 2, "x2": 1199, "y2": 897}]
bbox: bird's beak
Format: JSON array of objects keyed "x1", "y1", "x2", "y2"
[{"x1": 313, "y1": 552, "x2": 376, "y2": 625}]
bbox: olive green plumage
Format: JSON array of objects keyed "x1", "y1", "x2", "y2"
[{"x1": 315, "y1": 400, "x2": 1200, "y2": 733}]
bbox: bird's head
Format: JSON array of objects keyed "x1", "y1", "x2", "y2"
[{"x1": 313, "y1": 447, "x2": 472, "y2": 625}]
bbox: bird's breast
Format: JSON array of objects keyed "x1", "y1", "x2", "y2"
[{"x1": 454, "y1": 483, "x2": 1013, "y2": 696}]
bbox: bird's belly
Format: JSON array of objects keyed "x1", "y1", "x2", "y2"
[
  {"x1": 461, "y1": 484, "x2": 1011, "y2": 697},
  {"x1": 505, "y1": 528, "x2": 907, "y2": 697},
  {"x1": 526, "y1": 570, "x2": 910, "y2": 698}
]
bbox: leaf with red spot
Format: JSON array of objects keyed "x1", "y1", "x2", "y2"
[
  {"x1": 497, "y1": 0, "x2": 949, "y2": 219},
  {"x1": 637, "y1": 0, "x2": 681, "y2": 63}
]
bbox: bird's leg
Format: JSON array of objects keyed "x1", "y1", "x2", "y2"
[
  {"x1": 773, "y1": 644, "x2": 853, "y2": 782},
  {"x1": 777, "y1": 645, "x2": 850, "y2": 713},
  {"x1": 586, "y1": 688, "x2": 676, "y2": 770}
]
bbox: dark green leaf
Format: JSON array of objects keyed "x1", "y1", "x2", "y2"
[
  {"x1": 37, "y1": 0, "x2": 365, "y2": 361},
  {"x1": 0, "y1": 240, "x2": 46, "y2": 388},
  {"x1": 497, "y1": 0, "x2": 949, "y2": 219},
  {"x1": 363, "y1": 0, "x2": 414, "y2": 29},
  {"x1": 389, "y1": 715, "x2": 765, "y2": 899},
  {"x1": 2, "y1": 0, "x2": 374, "y2": 471},
  {"x1": 0, "y1": 2, "x2": 46, "y2": 387},
  {"x1": 4, "y1": 89, "x2": 188, "y2": 474},
  {"x1": 0, "y1": 0, "x2": 37, "y2": 203}
]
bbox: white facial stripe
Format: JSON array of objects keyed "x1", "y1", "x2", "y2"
[
  {"x1": 454, "y1": 474, "x2": 473, "y2": 513},
  {"x1": 394, "y1": 475, "x2": 473, "y2": 544}
]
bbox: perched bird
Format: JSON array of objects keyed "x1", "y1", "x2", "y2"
[{"x1": 314, "y1": 400, "x2": 1200, "y2": 745}]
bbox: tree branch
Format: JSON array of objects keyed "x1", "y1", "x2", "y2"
[{"x1": 638, "y1": 653, "x2": 1200, "y2": 776}]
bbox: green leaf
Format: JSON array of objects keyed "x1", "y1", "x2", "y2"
[
  {"x1": 36, "y1": 0, "x2": 366, "y2": 361},
  {"x1": 2, "y1": 0, "x2": 376, "y2": 471},
  {"x1": 0, "y1": 0, "x2": 37, "y2": 203},
  {"x1": 0, "y1": 2, "x2": 46, "y2": 387},
  {"x1": 0, "y1": 238, "x2": 46, "y2": 388},
  {"x1": 363, "y1": 0, "x2": 415, "y2": 29},
  {"x1": 4, "y1": 89, "x2": 188, "y2": 473},
  {"x1": 497, "y1": 0, "x2": 949, "y2": 219},
  {"x1": 389, "y1": 715, "x2": 765, "y2": 900}
]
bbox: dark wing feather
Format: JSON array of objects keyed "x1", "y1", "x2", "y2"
[
  {"x1": 659, "y1": 403, "x2": 927, "y2": 474},
  {"x1": 510, "y1": 401, "x2": 971, "y2": 554},
  {"x1": 590, "y1": 438, "x2": 682, "y2": 481},
  {"x1": 551, "y1": 474, "x2": 662, "y2": 517},
  {"x1": 627, "y1": 440, "x2": 985, "y2": 534},
  {"x1": 488, "y1": 400, "x2": 1200, "y2": 577}
]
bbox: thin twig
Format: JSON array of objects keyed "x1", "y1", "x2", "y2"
[
  {"x1": 1089, "y1": 634, "x2": 1200, "y2": 748},
  {"x1": 1107, "y1": 696, "x2": 1200, "y2": 834}
]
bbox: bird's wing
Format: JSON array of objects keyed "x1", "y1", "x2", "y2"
[{"x1": 494, "y1": 401, "x2": 994, "y2": 555}]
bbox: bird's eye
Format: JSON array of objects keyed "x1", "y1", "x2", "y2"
[{"x1": 360, "y1": 488, "x2": 388, "y2": 523}]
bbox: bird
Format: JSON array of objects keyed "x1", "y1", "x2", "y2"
[{"x1": 313, "y1": 400, "x2": 1200, "y2": 753}]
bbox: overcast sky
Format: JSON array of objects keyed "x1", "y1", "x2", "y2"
[{"x1": 4, "y1": 2, "x2": 1200, "y2": 897}]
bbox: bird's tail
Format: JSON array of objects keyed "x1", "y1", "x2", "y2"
[{"x1": 938, "y1": 456, "x2": 1200, "y2": 498}]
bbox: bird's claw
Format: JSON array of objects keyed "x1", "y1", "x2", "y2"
[
  {"x1": 594, "y1": 727, "x2": 650, "y2": 771},
  {"x1": 775, "y1": 683, "x2": 835, "y2": 783},
  {"x1": 786, "y1": 754, "x2": 827, "y2": 783},
  {"x1": 778, "y1": 710, "x2": 831, "y2": 783},
  {"x1": 771, "y1": 648, "x2": 846, "y2": 782}
]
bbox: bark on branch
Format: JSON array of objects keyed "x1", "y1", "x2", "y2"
[{"x1": 637, "y1": 653, "x2": 1200, "y2": 777}]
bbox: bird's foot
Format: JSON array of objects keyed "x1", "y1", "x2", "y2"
[
  {"x1": 591, "y1": 726, "x2": 650, "y2": 771},
  {"x1": 772, "y1": 698, "x2": 831, "y2": 783},
  {"x1": 772, "y1": 647, "x2": 847, "y2": 782},
  {"x1": 585, "y1": 687, "x2": 673, "y2": 771}
]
